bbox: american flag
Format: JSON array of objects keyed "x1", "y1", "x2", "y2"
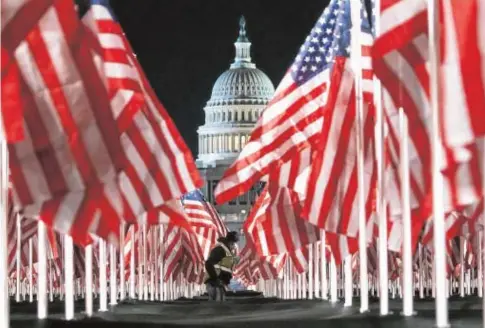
[
  {"x1": 372, "y1": 0, "x2": 484, "y2": 216},
  {"x1": 213, "y1": 3, "x2": 346, "y2": 205},
  {"x1": 299, "y1": 0, "x2": 377, "y2": 239},
  {"x1": 181, "y1": 190, "x2": 228, "y2": 237},
  {"x1": 82, "y1": 0, "x2": 203, "y2": 224},
  {"x1": 3, "y1": 0, "x2": 130, "y2": 243}
]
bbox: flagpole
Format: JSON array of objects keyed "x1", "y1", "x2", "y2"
[
  {"x1": 372, "y1": 0, "x2": 389, "y2": 316},
  {"x1": 428, "y1": 0, "x2": 449, "y2": 326},
  {"x1": 350, "y1": 0, "x2": 369, "y2": 313},
  {"x1": 0, "y1": 141, "x2": 7, "y2": 328}
]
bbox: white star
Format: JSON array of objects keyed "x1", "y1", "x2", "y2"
[
  {"x1": 311, "y1": 37, "x2": 319, "y2": 43},
  {"x1": 304, "y1": 56, "x2": 311, "y2": 63},
  {"x1": 319, "y1": 46, "x2": 325, "y2": 52},
  {"x1": 295, "y1": 54, "x2": 302, "y2": 62},
  {"x1": 315, "y1": 56, "x2": 322, "y2": 63},
  {"x1": 315, "y1": 27, "x2": 323, "y2": 34},
  {"x1": 301, "y1": 66, "x2": 308, "y2": 72},
  {"x1": 308, "y1": 47, "x2": 315, "y2": 53},
  {"x1": 323, "y1": 37, "x2": 329, "y2": 44},
  {"x1": 292, "y1": 65, "x2": 299, "y2": 72},
  {"x1": 311, "y1": 66, "x2": 317, "y2": 72},
  {"x1": 326, "y1": 28, "x2": 332, "y2": 34},
  {"x1": 346, "y1": 46, "x2": 351, "y2": 54},
  {"x1": 330, "y1": 19, "x2": 335, "y2": 24}
]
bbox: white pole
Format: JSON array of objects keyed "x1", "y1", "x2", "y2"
[
  {"x1": 344, "y1": 255, "x2": 353, "y2": 307},
  {"x1": 99, "y1": 239, "x2": 108, "y2": 312},
  {"x1": 29, "y1": 239, "x2": 33, "y2": 303},
  {"x1": 419, "y1": 243, "x2": 425, "y2": 299},
  {"x1": 143, "y1": 224, "x2": 148, "y2": 300},
  {"x1": 109, "y1": 243, "x2": 117, "y2": 305},
  {"x1": 479, "y1": 231, "x2": 483, "y2": 298},
  {"x1": 428, "y1": 0, "x2": 449, "y2": 325},
  {"x1": 37, "y1": 222, "x2": 48, "y2": 319},
  {"x1": 64, "y1": 235, "x2": 74, "y2": 320},
  {"x1": 119, "y1": 224, "x2": 125, "y2": 301},
  {"x1": 372, "y1": 0, "x2": 389, "y2": 315},
  {"x1": 130, "y1": 225, "x2": 136, "y2": 299},
  {"x1": 314, "y1": 243, "x2": 320, "y2": 298},
  {"x1": 150, "y1": 229, "x2": 155, "y2": 301},
  {"x1": 399, "y1": 109, "x2": 414, "y2": 316},
  {"x1": 85, "y1": 244, "x2": 93, "y2": 317},
  {"x1": 0, "y1": 137, "x2": 9, "y2": 328},
  {"x1": 330, "y1": 255, "x2": 338, "y2": 303},
  {"x1": 350, "y1": 0, "x2": 368, "y2": 312},
  {"x1": 137, "y1": 228, "x2": 143, "y2": 299},
  {"x1": 16, "y1": 214, "x2": 21, "y2": 303},
  {"x1": 320, "y1": 231, "x2": 328, "y2": 300},
  {"x1": 459, "y1": 236, "x2": 465, "y2": 297},
  {"x1": 159, "y1": 225, "x2": 164, "y2": 301},
  {"x1": 308, "y1": 244, "x2": 314, "y2": 299}
]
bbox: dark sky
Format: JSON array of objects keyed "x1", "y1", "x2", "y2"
[{"x1": 109, "y1": 0, "x2": 332, "y2": 155}]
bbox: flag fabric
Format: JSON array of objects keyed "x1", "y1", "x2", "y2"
[
  {"x1": 3, "y1": 0, "x2": 131, "y2": 243},
  {"x1": 300, "y1": 0, "x2": 377, "y2": 239},
  {"x1": 371, "y1": 0, "x2": 484, "y2": 214},
  {"x1": 82, "y1": 0, "x2": 203, "y2": 224},
  {"x1": 213, "y1": 1, "x2": 355, "y2": 205},
  {"x1": 181, "y1": 190, "x2": 228, "y2": 237}
]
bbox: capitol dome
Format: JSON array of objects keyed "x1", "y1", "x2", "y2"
[{"x1": 197, "y1": 16, "x2": 275, "y2": 166}]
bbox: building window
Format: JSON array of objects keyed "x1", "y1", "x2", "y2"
[
  {"x1": 238, "y1": 192, "x2": 247, "y2": 205},
  {"x1": 241, "y1": 111, "x2": 245, "y2": 121},
  {"x1": 228, "y1": 111, "x2": 232, "y2": 121},
  {"x1": 228, "y1": 135, "x2": 233, "y2": 152},
  {"x1": 249, "y1": 186, "x2": 258, "y2": 205},
  {"x1": 241, "y1": 135, "x2": 247, "y2": 148},
  {"x1": 234, "y1": 134, "x2": 240, "y2": 151},
  {"x1": 207, "y1": 181, "x2": 212, "y2": 203}
]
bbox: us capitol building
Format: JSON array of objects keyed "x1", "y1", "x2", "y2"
[{"x1": 196, "y1": 17, "x2": 275, "y2": 244}]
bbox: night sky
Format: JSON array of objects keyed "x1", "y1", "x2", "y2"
[{"x1": 106, "y1": 0, "x2": 334, "y2": 155}]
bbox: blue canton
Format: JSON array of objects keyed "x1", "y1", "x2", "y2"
[
  {"x1": 181, "y1": 189, "x2": 206, "y2": 202},
  {"x1": 290, "y1": 0, "x2": 372, "y2": 85}
]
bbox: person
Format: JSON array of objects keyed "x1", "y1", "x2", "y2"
[{"x1": 204, "y1": 231, "x2": 240, "y2": 301}]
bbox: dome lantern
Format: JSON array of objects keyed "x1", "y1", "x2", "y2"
[{"x1": 231, "y1": 16, "x2": 254, "y2": 69}]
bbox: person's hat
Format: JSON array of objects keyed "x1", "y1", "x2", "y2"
[{"x1": 226, "y1": 231, "x2": 239, "y2": 243}]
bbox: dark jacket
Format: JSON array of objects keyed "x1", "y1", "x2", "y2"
[{"x1": 204, "y1": 237, "x2": 233, "y2": 285}]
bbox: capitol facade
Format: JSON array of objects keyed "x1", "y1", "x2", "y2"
[{"x1": 196, "y1": 17, "x2": 275, "y2": 245}]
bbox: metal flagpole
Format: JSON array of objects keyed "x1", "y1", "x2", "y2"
[
  {"x1": 372, "y1": 0, "x2": 389, "y2": 316},
  {"x1": 320, "y1": 231, "x2": 328, "y2": 300},
  {"x1": 350, "y1": 0, "x2": 368, "y2": 312},
  {"x1": 64, "y1": 235, "x2": 74, "y2": 320},
  {"x1": 99, "y1": 239, "x2": 108, "y2": 312},
  {"x1": 85, "y1": 244, "x2": 93, "y2": 317},
  {"x1": 109, "y1": 243, "x2": 117, "y2": 305},
  {"x1": 0, "y1": 142, "x2": 8, "y2": 328},
  {"x1": 428, "y1": 0, "x2": 449, "y2": 326},
  {"x1": 37, "y1": 222, "x2": 48, "y2": 319},
  {"x1": 344, "y1": 255, "x2": 353, "y2": 306},
  {"x1": 399, "y1": 108, "x2": 414, "y2": 316},
  {"x1": 119, "y1": 223, "x2": 125, "y2": 301},
  {"x1": 16, "y1": 214, "x2": 21, "y2": 303}
]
